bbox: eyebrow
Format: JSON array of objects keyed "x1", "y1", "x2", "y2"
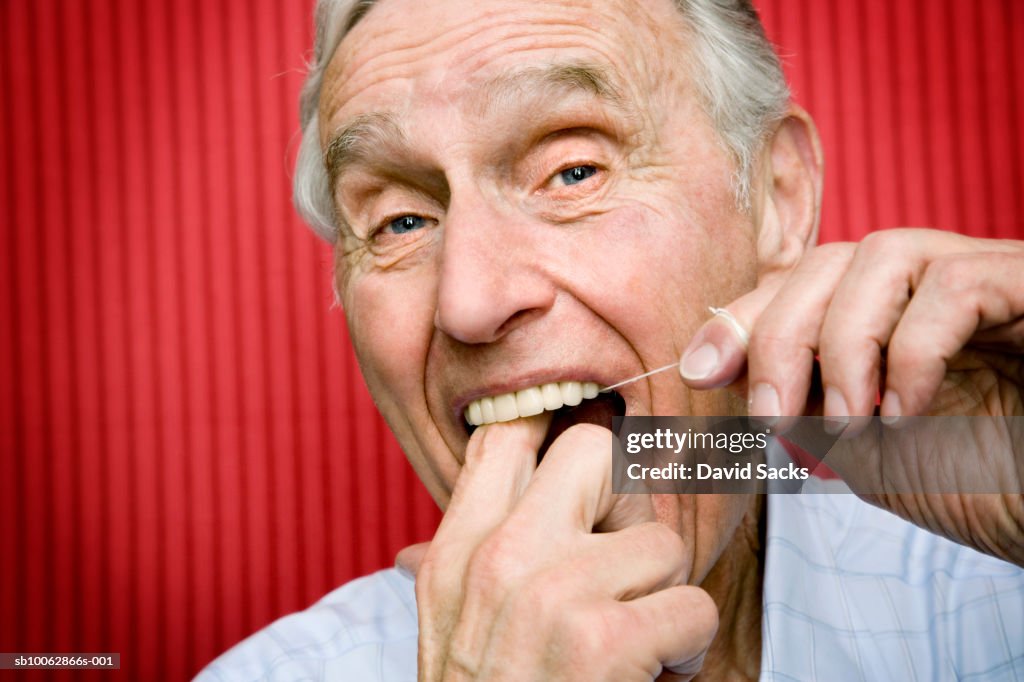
[
  {"x1": 322, "y1": 61, "x2": 627, "y2": 185},
  {"x1": 323, "y1": 112, "x2": 406, "y2": 189}
]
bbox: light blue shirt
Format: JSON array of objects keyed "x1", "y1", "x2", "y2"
[{"x1": 198, "y1": 490, "x2": 1024, "y2": 681}]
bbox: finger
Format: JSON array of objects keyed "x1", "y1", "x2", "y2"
[
  {"x1": 467, "y1": 587, "x2": 717, "y2": 681},
  {"x1": 581, "y1": 521, "x2": 691, "y2": 598},
  {"x1": 395, "y1": 542, "x2": 431, "y2": 578},
  {"x1": 743, "y1": 243, "x2": 855, "y2": 423},
  {"x1": 432, "y1": 413, "x2": 551, "y2": 548},
  {"x1": 446, "y1": 426, "x2": 656, "y2": 676},
  {"x1": 817, "y1": 230, "x2": 996, "y2": 426},
  {"x1": 416, "y1": 414, "x2": 550, "y2": 681},
  {"x1": 449, "y1": 522, "x2": 690, "y2": 679},
  {"x1": 679, "y1": 285, "x2": 778, "y2": 391},
  {"x1": 621, "y1": 585, "x2": 719, "y2": 679},
  {"x1": 510, "y1": 423, "x2": 656, "y2": 534},
  {"x1": 883, "y1": 252, "x2": 1024, "y2": 419}
]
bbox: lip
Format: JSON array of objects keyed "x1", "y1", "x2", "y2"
[{"x1": 451, "y1": 366, "x2": 623, "y2": 423}]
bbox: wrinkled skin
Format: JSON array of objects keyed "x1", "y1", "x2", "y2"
[{"x1": 317, "y1": 0, "x2": 1024, "y2": 678}]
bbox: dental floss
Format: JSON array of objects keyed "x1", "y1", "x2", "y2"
[
  {"x1": 599, "y1": 307, "x2": 748, "y2": 393},
  {"x1": 599, "y1": 362, "x2": 680, "y2": 393}
]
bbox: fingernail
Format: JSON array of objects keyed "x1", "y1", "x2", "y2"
[
  {"x1": 680, "y1": 343, "x2": 720, "y2": 381},
  {"x1": 880, "y1": 391, "x2": 901, "y2": 425},
  {"x1": 748, "y1": 383, "x2": 780, "y2": 423},
  {"x1": 823, "y1": 386, "x2": 850, "y2": 435}
]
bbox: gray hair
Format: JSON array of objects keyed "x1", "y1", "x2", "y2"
[{"x1": 294, "y1": 0, "x2": 790, "y2": 242}]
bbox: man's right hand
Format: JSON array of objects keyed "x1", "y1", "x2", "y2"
[{"x1": 398, "y1": 415, "x2": 718, "y2": 681}]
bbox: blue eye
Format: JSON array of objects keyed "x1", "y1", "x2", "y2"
[
  {"x1": 387, "y1": 215, "x2": 427, "y2": 234},
  {"x1": 558, "y1": 165, "x2": 597, "y2": 186}
]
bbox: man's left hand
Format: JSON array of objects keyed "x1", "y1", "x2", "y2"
[{"x1": 679, "y1": 228, "x2": 1024, "y2": 564}]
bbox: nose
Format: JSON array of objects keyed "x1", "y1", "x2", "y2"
[{"x1": 434, "y1": 192, "x2": 555, "y2": 345}]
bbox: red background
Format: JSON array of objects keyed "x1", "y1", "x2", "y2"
[{"x1": 1, "y1": 1, "x2": 1022, "y2": 679}]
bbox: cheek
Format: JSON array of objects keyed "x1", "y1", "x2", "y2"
[
  {"x1": 568, "y1": 201, "x2": 756, "y2": 347},
  {"x1": 341, "y1": 269, "x2": 461, "y2": 510},
  {"x1": 343, "y1": 270, "x2": 436, "y2": 405},
  {"x1": 567, "y1": 204, "x2": 697, "y2": 295}
]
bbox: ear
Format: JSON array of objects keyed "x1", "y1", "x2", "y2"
[{"x1": 753, "y1": 105, "x2": 823, "y2": 279}]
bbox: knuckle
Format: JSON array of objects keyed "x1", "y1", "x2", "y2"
[
  {"x1": 808, "y1": 240, "x2": 856, "y2": 266},
  {"x1": 883, "y1": 335, "x2": 911, "y2": 369},
  {"x1": 818, "y1": 330, "x2": 878, "y2": 366},
  {"x1": 747, "y1": 317, "x2": 797, "y2": 354},
  {"x1": 856, "y1": 228, "x2": 913, "y2": 260},
  {"x1": 465, "y1": 528, "x2": 526, "y2": 591},
  {"x1": 552, "y1": 603, "x2": 621, "y2": 661},
  {"x1": 920, "y1": 254, "x2": 981, "y2": 298},
  {"x1": 416, "y1": 549, "x2": 458, "y2": 603},
  {"x1": 854, "y1": 230, "x2": 891, "y2": 259},
  {"x1": 851, "y1": 232, "x2": 922, "y2": 291},
  {"x1": 885, "y1": 325, "x2": 923, "y2": 369},
  {"x1": 747, "y1": 320, "x2": 813, "y2": 382}
]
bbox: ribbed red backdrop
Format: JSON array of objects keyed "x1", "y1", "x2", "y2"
[{"x1": 1, "y1": 1, "x2": 1021, "y2": 679}]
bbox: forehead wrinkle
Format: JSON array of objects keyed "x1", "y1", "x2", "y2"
[
  {"x1": 325, "y1": 60, "x2": 635, "y2": 184},
  {"x1": 323, "y1": 111, "x2": 407, "y2": 188},
  {"x1": 469, "y1": 60, "x2": 627, "y2": 119}
]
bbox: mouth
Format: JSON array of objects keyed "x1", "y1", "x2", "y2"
[{"x1": 462, "y1": 381, "x2": 627, "y2": 457}]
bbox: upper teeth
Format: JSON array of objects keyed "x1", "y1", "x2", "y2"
[{"x1": 465, "y1": 381, "x2": 600, "y2": 426}]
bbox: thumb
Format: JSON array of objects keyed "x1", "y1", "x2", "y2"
[
  {"x1": 678, "y1": 283, "x2": 779, "y2": 392},
  {"x1": 395, "y1": 542, "x2": 431, "y2": 579}
]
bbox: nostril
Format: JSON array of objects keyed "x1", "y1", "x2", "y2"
[{"x1": 493, "y1": 308, "x2": 544, "y2": 339}]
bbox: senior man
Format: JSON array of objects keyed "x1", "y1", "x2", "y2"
[{"x1": 200, "y1": 0, "x2": 1024, "y2": 679}]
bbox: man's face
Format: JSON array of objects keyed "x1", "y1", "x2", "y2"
[{"x1": 321, "y1": 0, "x2": 764, "y2": 582}]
